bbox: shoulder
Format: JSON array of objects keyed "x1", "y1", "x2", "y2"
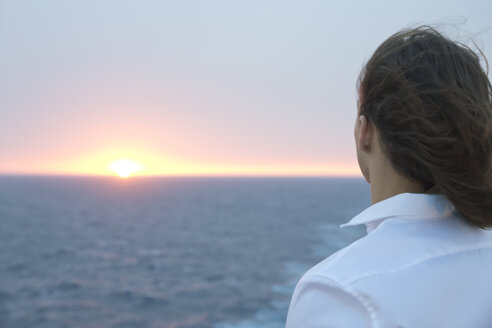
[
  {"x1": 305, "y1": 214, "x2": 492, "y2": 286},
  {"x1": 287, "y1": 205, "x2": 492, "y2": 328},
  {"x1": 286, "y1": 272, "x2": 373, "y2": 328},
  {"x1": 287, "y1": 216, "x2": 492, "y2": 328}
]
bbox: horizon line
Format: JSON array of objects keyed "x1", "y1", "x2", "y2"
[{"x1": 0, "y1": 172, "x2": 363, "y2": 178}]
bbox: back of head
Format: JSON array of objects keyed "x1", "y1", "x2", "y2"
[{"x1": 358, "y1": 25, "x2": 492, "y2": 229}]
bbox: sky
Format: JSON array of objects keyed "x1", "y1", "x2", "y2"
[{"x1": 0, "y1": 0, "x2": 491, "y2": 177}]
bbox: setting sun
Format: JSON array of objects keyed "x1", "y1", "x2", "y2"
[{"x1": 108, "y1": 159, "x2": 145, "y2": 178}]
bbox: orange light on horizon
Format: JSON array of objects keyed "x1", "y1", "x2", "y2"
[
  {"x1": 2, "y1": 147, "x2": 361, "y2": 177},
  {"x1": 107, "y1": 159, "x2": 145, "y2": 178}
]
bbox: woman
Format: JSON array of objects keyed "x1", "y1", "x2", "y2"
[{"x1": 286, "y1": 26, "x2": 492, "y2": 328}]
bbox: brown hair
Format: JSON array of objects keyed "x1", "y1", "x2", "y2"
[{"x1": 358, "y1": 25, "x2": 492, "y2": 229}]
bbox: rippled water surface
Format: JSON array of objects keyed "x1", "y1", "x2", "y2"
[{"x1": 0, "y1": 176, "x2": 368, "y2": 327}]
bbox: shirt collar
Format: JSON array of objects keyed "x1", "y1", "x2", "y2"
[{"x1": 340, "y1": 192, "x2": 456, "y2": 233}]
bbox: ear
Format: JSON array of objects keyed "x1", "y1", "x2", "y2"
[{"x1": 357, "y1": 115, "x2": 372, "y2": 151}]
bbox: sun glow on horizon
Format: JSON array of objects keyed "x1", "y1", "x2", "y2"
[{"x1": 108, "y1": 159, "x2": 145, "y2": 178}]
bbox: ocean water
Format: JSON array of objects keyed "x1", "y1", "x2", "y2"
[{"x1": 0, "y1": 176, "x2": 369, "y2": 328}]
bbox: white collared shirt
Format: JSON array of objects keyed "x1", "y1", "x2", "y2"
[{"x1": 286, "y1": 192, "x2": 492, "y2": 328}]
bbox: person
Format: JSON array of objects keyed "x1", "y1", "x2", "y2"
[{"x1": 286, "y1": 25, "x2": 492, "y2": 328}]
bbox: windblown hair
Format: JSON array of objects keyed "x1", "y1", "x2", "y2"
[{"x1": 358, "y1": 25, "x2": 492, "y2": 229}]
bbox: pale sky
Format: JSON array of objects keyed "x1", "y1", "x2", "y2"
[{"x1": 0, "y1": 0, "x2": 491, "y2": 176}]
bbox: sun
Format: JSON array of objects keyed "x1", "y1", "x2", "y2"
[{"x1": 108, "y1": 159, "x2": 145, "y2": 178}]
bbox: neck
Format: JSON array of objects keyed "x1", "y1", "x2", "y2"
[{"x1": 369, "y1": 158, "x2": 425, "y2": 204}]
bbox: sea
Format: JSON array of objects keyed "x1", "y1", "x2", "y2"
[{"x1": 0, "y1": 176, "x2": 369, "y2": 328}]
